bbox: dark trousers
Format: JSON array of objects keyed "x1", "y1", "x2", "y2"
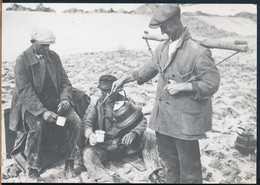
[
  {"x1": 156, "y1": 132, "x2": 202, "y2": 184},
  {"x1": 24, "y1": 107, "x2": 82, "y2": 170},
  {"x1": 83, "y1": 129, "x2": 162, "y2": 182}
]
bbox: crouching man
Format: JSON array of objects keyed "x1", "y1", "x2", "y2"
[{"x1": 82, "y1": 75, "x2": 163, "y2": 183}]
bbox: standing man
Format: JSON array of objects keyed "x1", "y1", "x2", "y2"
[
  {"x1": 9, "y1": 26, "x2": 82, "y2": 181},
  {"x1": 111, "y1": 4, "x2": 221, "y2": 183}
]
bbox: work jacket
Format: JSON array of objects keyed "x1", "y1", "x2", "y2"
[
  {"x1": 9, "y1": 45, "x2": 72, "y2": 132},
  {"x1": 132, "y1": 28, "x2": 221, "y2": 140},
  {"x1": 83, "y1": 94, "x2": 147, "y2": 146}
]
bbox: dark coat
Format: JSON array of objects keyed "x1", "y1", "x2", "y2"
[
  {"x1": 9, "y1": 45, "x2": 72, "y2": 132},
  {"x1": 83, "y1": 94, "x2": 147, "y2": 144}
]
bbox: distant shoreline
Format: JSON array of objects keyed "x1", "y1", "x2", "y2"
[{"x1": 3, "y1": 3, "x2": 257, "y2": 18}]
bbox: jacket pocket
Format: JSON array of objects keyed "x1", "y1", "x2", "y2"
[
  {"x1": 175, "y1": 69, "x2": 194, "y2": 82},
  {"x1": 181, "y1": 109, "x2": 205, "y2": 135}
]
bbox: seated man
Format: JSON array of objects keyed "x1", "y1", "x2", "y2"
[
  {"x1": 82, "y1": 75, "x2": 163, "y2": 183},
  {"x1": 9, "y1": 26, "x2": 82, "y2": 182}
]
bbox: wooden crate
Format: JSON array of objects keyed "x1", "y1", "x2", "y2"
[{"x1": 4, "y1": 108, "x2": 17, "y2": 159}]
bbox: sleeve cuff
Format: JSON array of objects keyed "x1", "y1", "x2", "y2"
[
  {"x1": 34, "y1": 107, "x2": 48, "y2": 117},
  {"x1": 85, "y1": 128, "x2": 94, "y2": 139},
  {"x1": 131, "y1": 130, "x2": 139, "y2": 137},
  {"x1": 132, "y1": 71, "x2": 145, "y2": 85},
  {"x1": 60, "y1": 98, "x2": 73, "y2": 106},
  {"x1": 191, "y1": 81, "x2": 200, "y2": 100}
]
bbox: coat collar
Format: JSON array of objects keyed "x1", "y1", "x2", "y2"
[
  {"x1": 162, "y1": 27, "x2": 190, "y2": 71},
  {"x1": 173, "y1": 27, "x2": 190, "y2": 49},
  {"x1": 98, "y1": 93, "x2": 125, "y2": 105},
  {"x1": 24, "y1": 45, "x2": 53, "y2": 66}
]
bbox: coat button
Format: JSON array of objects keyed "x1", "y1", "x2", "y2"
[
  {"x1": 159, "y1": 98, "x2": 162, "y2": 101},
  {"x1": 172, "y1": 74, "x2": 175, "y2": 78}
]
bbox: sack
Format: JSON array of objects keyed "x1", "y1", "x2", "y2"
[{"x1": 72, "y1": 87, "x2": 91, "y2": 119}]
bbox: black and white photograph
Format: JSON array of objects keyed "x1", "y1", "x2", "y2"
[{"x1": 1, "y1": 2, "x2": 257, "y2": 183}]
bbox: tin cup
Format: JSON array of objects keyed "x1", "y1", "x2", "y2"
[
  {"x1": 56, "y1": 116, "x2": 66, "y2": 127},
  {"x1": 95, "y1": 130, "x2": 105, "y2": 143}
]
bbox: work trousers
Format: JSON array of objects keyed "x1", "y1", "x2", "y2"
[
  {"x1": 156, "y1": 132, "x2": 202, "y2": 184},
  {"x1": 83, "y1": 129, "x2": 162, "y2": 182},
  {"x1": 24, "y1": 106, "x2": 82, "y2": 170}
]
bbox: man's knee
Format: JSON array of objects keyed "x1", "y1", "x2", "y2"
[
  {"x1": 82, "y1": 147, "x2": 97, "y2": 161},
  {"x1": 141, "y1": 128, "x2": 156, "y2": 148},
  {"x1": 73, "y1": 119, "x2": 82, "y2": 130},
  {"x1": 65, "y1": 109, "x2": 82, "y2": 129},
  {"x1": 67, "y1": 116, "x2": 82, "y2": 130},
  {"x1": 25, "y1": 111, "x2": 45, "y2": 133},
  {"x1": 143, "y1": 128, "x2": 156, "y2": 140},
  {"x1": 27, "y1": 120, "x2": 45, "y2": 134}
]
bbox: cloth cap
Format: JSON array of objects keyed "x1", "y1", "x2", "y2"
[
  {"x1": 149, "y1": 4, "x2": 180, "y2": 29},
  {"x1": 98, "y1": 75, "x2": 117, "y2": 91},
  {"x1": 30, "y1": 26, "x2": 56, "y2": 44}
]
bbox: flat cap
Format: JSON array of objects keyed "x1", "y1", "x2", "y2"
[
  {"x1": 30, "y1": 26, "x2": 56, "y2": 44},
  {"x1": 149, "y1": 4, "x2": 180, "y2": 29},
  {"x1": 98, "y1": 75, "x2": 117, "y2": 91}
]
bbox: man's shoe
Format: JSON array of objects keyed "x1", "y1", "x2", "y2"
[
  {"x1": 27, "y1": 168, "x2": 43, "y2": 182},
  {"x1": 64, "y1": 160, "x2": 76, "y2": 178},
  {"x1": 148, "y1": 171, "x2": 164, "y2": 183},
  {"x1": 113, "y1": 174, "x2": 129, "y2": 183}
]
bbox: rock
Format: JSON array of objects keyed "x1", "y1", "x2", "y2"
[
  {"x1": 2, "y1": 163, "x2": 22, "y2": 179},
  {"x1": 182, "y1": 11, "x2": 215, "y2": 16},
  {"x1": 62, "y1": 8, "x2": 85, "y2": 14},
  {"x1": 6, "y1": 3, "x2": 34, "y2": 11},
  {"x1": 35, "y1": 3, "x2": 55, "y2": 12},
  {"x1": 203, "y1": 172, "x2": 212, "y2": 181},
  {"x1": 6, "y1": 3, "x2": 55, "y2": 12},
  {"x1": 232, "y1": 12, "x2": 257, "y2": 22}
]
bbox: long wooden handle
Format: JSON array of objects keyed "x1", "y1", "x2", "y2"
[
  {"x1": 142, "y1": 32, "x2": 169, "y2": 41},
  {"x1": 142, "y1": 32, "x2": 248, "y2": 52},
  {"x1": 196, "y1": 39, "x2": 248, "y2": 52}
]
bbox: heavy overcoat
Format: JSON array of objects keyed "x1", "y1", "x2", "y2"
[{"x1": 9, "y1": 45, "x2": 72, "y2": 132}]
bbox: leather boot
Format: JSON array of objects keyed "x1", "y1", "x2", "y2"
[
  {"x1": 27, "y1": 168, "x2": 43, "y2": 182},
  {"x1": 148, "y1": 170, "x2": 164, "y2": 183},
  {"x1": 64, "y1": 160, "x2": 76, "y2": 178}
]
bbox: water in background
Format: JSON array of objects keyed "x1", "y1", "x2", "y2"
[{"x1": 2, "y1": 11, "x2": 161, "y2": 62}]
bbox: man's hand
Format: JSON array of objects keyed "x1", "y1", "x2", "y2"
[
  {"x1": 164, "y1": 79, "x2": 192, "y2": 95},
  {"x1": 43, "y1": 111, "x2": 58, "y2": 123},
  {"x1": 111, "y1": 74, "x2": 136, "y2": 93},
  {"x1": 121, "y1": 132, "x2": 137, "y2": 146},
  {"x1": 89, "y1": 132, "x2": 97, "y2": 146},
  {"x1": 57, "y1": 99, "x2": 70, "y2": 114},
  {"x1": 111, "y1": 79, "x2": 124, "y2": 93}
]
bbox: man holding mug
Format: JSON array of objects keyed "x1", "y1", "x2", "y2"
[
  {"x1": 82, "y1": 75, "x2": 163, "y2": 183},
  {"x1": 9, "y1": 26, "x2": 82, "y2": 181}
]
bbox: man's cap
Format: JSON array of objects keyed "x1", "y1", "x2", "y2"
[
  {"x1": 149, "y1": 4, "x2": 181, "y2": 29},
  {"x1": 98, "y1": 75, "x2": 117, "y2": 91},
  {"x1": 30, "y1": 26, "x2": 56, "y2": 44}
]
